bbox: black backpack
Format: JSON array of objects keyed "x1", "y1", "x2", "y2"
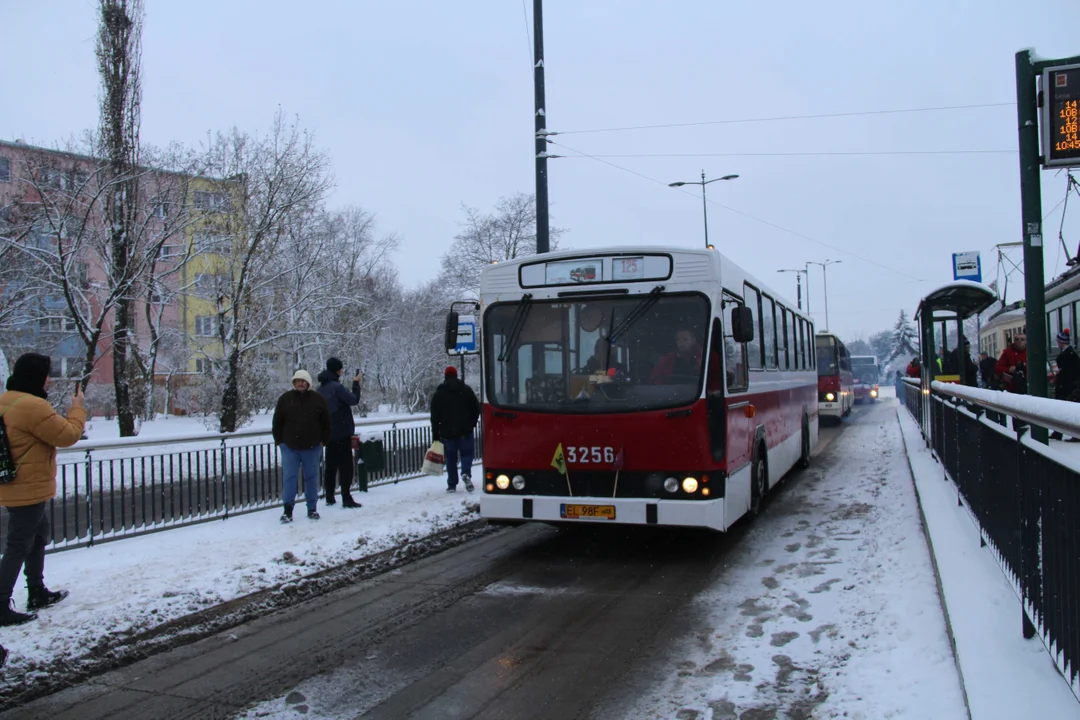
[{"x1": 0, "y1": 398, "x2": 27, "y2": 484}]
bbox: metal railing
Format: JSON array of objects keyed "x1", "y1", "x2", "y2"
[
  {"x1": 902, "y1": 380, "x2": 1079, "y2": 702},
  {"x1": 1, "y1": 416, "x2": 484, "y2": 553}
]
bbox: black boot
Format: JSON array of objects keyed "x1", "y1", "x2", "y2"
[
  {"x1": 341, "y1": 495, "x2": 362, "y2": 508},
  {"x1": 0, "y1": 599, "x2": 37, "y2": 626},
  {"x1": 27, "y1": 586, "x2": 68, "y2": 611}
]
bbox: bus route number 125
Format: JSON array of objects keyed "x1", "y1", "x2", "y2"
[{"x1": 566, "y1": 446, "x2": 616, "y2": 464}]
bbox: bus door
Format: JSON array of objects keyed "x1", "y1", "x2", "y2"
[{"x1": 717, "y1": 297, "x2": 752, "y2": 470}]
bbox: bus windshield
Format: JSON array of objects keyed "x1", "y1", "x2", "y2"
[
  {"x1": 816, "y1": 335, "x2": 839, "y2": 377},
  {"x1": 484, "y1": 294, "x2": 711, "y2": 413},
  {"x1": 851, "y1": 356, "x2": 879, "y2": 384}
]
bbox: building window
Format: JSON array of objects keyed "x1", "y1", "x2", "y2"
[
  {"x1": 195, "y1": 358, "x2": 212, "y2": 374},
  {"x1": 74, "y1": 262, "x2": 89, "y2": 289},
  {"x1": 194, "y1": 191, "x2": 229, "y2": 212},
  {"x1": 194, "y1": 232, "x2": 230, "y2": 254},
  {"x1": 157, "y1": 244, "x2": 182, "y2": 260},
  {"x1": 38, "y1": 317, "x2": 76, "y2": 333},
  {"x1": 194, "y1": 316, "x2": 217, "y2": 337},
  {"x1": 0, "y1": 157, "x2": 10, "y2": 183}
]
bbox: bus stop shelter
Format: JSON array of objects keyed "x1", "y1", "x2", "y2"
[{"x1": 914, "y1": 280, "x2": 998, "y2": 428}]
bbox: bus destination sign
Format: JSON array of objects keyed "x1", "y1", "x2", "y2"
[{"x1": 1044, "y1": 64, "x2": 1080, "y2": 168}]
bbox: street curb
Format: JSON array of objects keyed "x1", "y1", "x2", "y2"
[{"x1": 895, "y1": 405, "x2": 974, "y2": 720}]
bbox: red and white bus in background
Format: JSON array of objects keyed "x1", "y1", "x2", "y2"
[
  {"x1": 815, "y1": 333, "x2": 855, "y2": 422},
  {"x1": 471, "y1": 246, "x2": 818, "y2": 532},
  {"x1": 850, "y1": 355, "x2": 880, "y2": 403}
]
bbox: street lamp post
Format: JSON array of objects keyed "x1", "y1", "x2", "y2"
[
  {"x1": 807, "y1": 260, "x2": 841, "y2": 331},
  {"x1": 669, "y1": 171, "x2": 739, "y2": 249},
  {"x1": 777, "y1": 269, "x2": 808, "y2": 311}
]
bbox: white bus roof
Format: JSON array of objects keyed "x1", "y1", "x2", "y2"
[{"x1": 480, "y1": 245, "x2": 810, "y2": 321}]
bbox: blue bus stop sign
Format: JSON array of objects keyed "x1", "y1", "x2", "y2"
[
  {"x1": 952, "y1": 252, "x2": 981, "y2": 283},
  {"x1": 452, "y1": 315, "x2": 478, "y2": 355}
]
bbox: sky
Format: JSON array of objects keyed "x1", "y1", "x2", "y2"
[{"x1": 3, "y1": 0, "x2": 1080, "y2": 341}]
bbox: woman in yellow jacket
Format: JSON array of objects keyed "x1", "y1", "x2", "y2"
[{"x1": 0, "y1": 353, "x2": 85, "y2": 627}]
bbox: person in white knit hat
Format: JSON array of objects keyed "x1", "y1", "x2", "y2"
[{"x1": 272, "y1": 370, "x2": 331, "y2": 522}]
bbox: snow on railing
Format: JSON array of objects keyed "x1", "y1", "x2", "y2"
[
  {"x1": 59, "y1": 413, "x2": 427, "y2": 454},
  {"x1": 931, "y1": 381, "x2": 1080, "y2": 438}
]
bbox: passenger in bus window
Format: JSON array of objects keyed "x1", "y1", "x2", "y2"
[{"x1": 650, "y1": 328, "x2": 722, "y2": 390}]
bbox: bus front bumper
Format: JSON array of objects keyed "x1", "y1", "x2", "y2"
[{"x1": 480, "y1": 494, "x2": 726, "y2": 531}]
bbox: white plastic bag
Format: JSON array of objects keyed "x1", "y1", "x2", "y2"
[{"x1": 421, "y1": 441, "x2": 445, "y2": 475}]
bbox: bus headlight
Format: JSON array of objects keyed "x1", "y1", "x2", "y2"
[
  {"x1": 663, "y1": 477, "x2": 679, "y2": 493},
  {"x1": 512, "y1": 475, "x2": 526, "y2": 490},
  {"x1": 870, "y1": 389, "x2": 878, "y2": 398},
  {"x1": 826, "y1": 392, "x2": 835, "y2": 402},
  {"x1": 682, "y1": 477, "x2": 699, "y2": 493},
  {"x1": 495, "y1": 474, "x2": 510, "y2": 490}
]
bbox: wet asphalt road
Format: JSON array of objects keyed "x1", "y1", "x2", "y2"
[{"x1": 3, "y1": 402, "x2": 882, "y2": 720}]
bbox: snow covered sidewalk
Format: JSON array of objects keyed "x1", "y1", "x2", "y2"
[
  {"x1": 0, "y1": 474, "x2": 479, "y2": 692},
  {"x1": 897, "y1": 408, "x2": 1080, "y2": 719},
  {"x1": 612, "y1": 402, "x2": 968, "y2": 719}
]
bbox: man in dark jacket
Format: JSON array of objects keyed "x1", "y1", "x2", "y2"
[
  {"x1": 272, "y1": 370, "x2": 331, "y2": 522},
  {"x1": 979, "y1": 353, "x2": 998, "y2": 390},
  {"x1": 943, "y1": 337, "x2": 979, "y2": 386},
  {"x1": 1050, "y1": 330, "x2": 1080, "y2": 440},
  {"x1": 430, "y1": 366, "x2": 480, "y2": 493},
  {"x1": 316, "y1": 357, "x2": 363, "y2": 508}
]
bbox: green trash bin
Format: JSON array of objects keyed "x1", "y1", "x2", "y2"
[{"x1": 354, "y1": 438, "x2": 385, "y2": 492}]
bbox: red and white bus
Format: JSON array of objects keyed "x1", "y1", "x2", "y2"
[
  {"x1": 850, "y1": 355, "x2": 880, "y2": 403},
  {"x1": 815, "y1": 333, "x2": 855, "y2": 421},
  {"x1": 472, "y1": 246, "x2": 818, "y2": 531}
]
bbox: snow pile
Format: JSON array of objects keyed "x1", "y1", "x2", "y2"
[
  {"x1": 0, "y1": 474, "x2": 478, "y2": 686},
  {"x1": 615, "y1": 405, "x2": 967, "y2": 719},
  {"x1": 897, "y1": 408, "x2": 1080, "y2": 717}
]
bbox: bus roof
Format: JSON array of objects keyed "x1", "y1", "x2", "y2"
[{"x1": 480, "y1": 245, "x2": 810, "y2": 322}]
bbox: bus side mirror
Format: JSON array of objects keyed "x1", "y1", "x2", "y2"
[
  {"x1": 444, "y1": 311, "x2": 459, "y2": 351},
  {"x1": 731, "y1": 307, "x2": 755, "y2": 343}
]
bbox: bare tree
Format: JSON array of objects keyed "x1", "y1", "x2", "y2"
[
  {"x1": 438, "y1": 193, "x2": 565, "y2": 299},
  {"x1": 196, "y1": 112, "x2": 334, "y2": 432},
  {"x1": 96, "y1": 0, "x2": 144, "y2": 435}
]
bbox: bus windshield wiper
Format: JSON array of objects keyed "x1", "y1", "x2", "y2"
[
  {"x1": 498, "y1": 293, "x2": 533, "y2": 362},
  {"x1": 609, "y1": 285, "x2": 665, "y2": 344}
]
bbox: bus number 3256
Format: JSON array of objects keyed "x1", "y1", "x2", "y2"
[{"x1": 566, "y1": 446, "x2": 617, "y2": 464}]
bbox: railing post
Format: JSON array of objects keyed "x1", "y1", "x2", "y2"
[
  {"x1": 220, "y1": 437, "x2": 230, "y2": 520},
  {"x1": 84, "y1": 447, "x2": 94, "y2": 548}
]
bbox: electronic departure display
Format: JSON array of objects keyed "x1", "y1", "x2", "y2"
[{"x1": 1044, "y1": 64, "x2": 1080, "y2": 168}]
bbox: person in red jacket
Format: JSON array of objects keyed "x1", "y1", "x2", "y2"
[
  {"x1": 906, "y1": 357, "x2": 921, "y2": 378},
  {"x1": 995, "y1": 333, "x2": 1028, "y2": 393}
]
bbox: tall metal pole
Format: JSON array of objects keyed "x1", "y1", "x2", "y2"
[
  {"x1": 533, "y1": 0, "x2": 550, "y2": 254},
  {"x1": 796, "y1": 272, "x2": 802, "y2": 310},
  {"x1": 700, "y1": 170, "x2": 710, "y2": 248},
  {"x1": 803, "y1": 262, "x2": 812, "y2": 318},
  {"x1": 822, "y1": 264, "x2": 831, "y2": 331},
  {"x1": 1015, "y1": 49, "x2": 1047, "y2": 436}
]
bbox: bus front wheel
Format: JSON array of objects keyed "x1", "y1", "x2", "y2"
[
  {"x1": 750, "y1": 446, "x2": 768, "y2": 516},
  {"x1": 797, "y1": 416, "x2": 811, "y2": 469}
]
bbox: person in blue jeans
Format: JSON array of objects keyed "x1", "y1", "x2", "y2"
[
  {"x1": 430, "y1": 365, "x2": 480, "y2": 492},
  {"x1": 272, "y1": 370, "x2": 331, "y2": 522}
]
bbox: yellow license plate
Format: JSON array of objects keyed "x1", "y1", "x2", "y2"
[{"x1": 561, "y1": 504, "x2": 616, "y2": 520}]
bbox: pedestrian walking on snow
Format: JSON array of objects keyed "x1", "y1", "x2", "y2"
[
  {"x1": 316, "y1": 357, "x2": 364, "y2": 508},
  {"x1": 0, "y1": 353, "x2": 84, "y2": 626},
  {"x1": 430, "y1": 366, "x2": 480, "y2": 493},
  {"x1": 272, "y1": 370, "x2": 331, "y2": 522}
]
